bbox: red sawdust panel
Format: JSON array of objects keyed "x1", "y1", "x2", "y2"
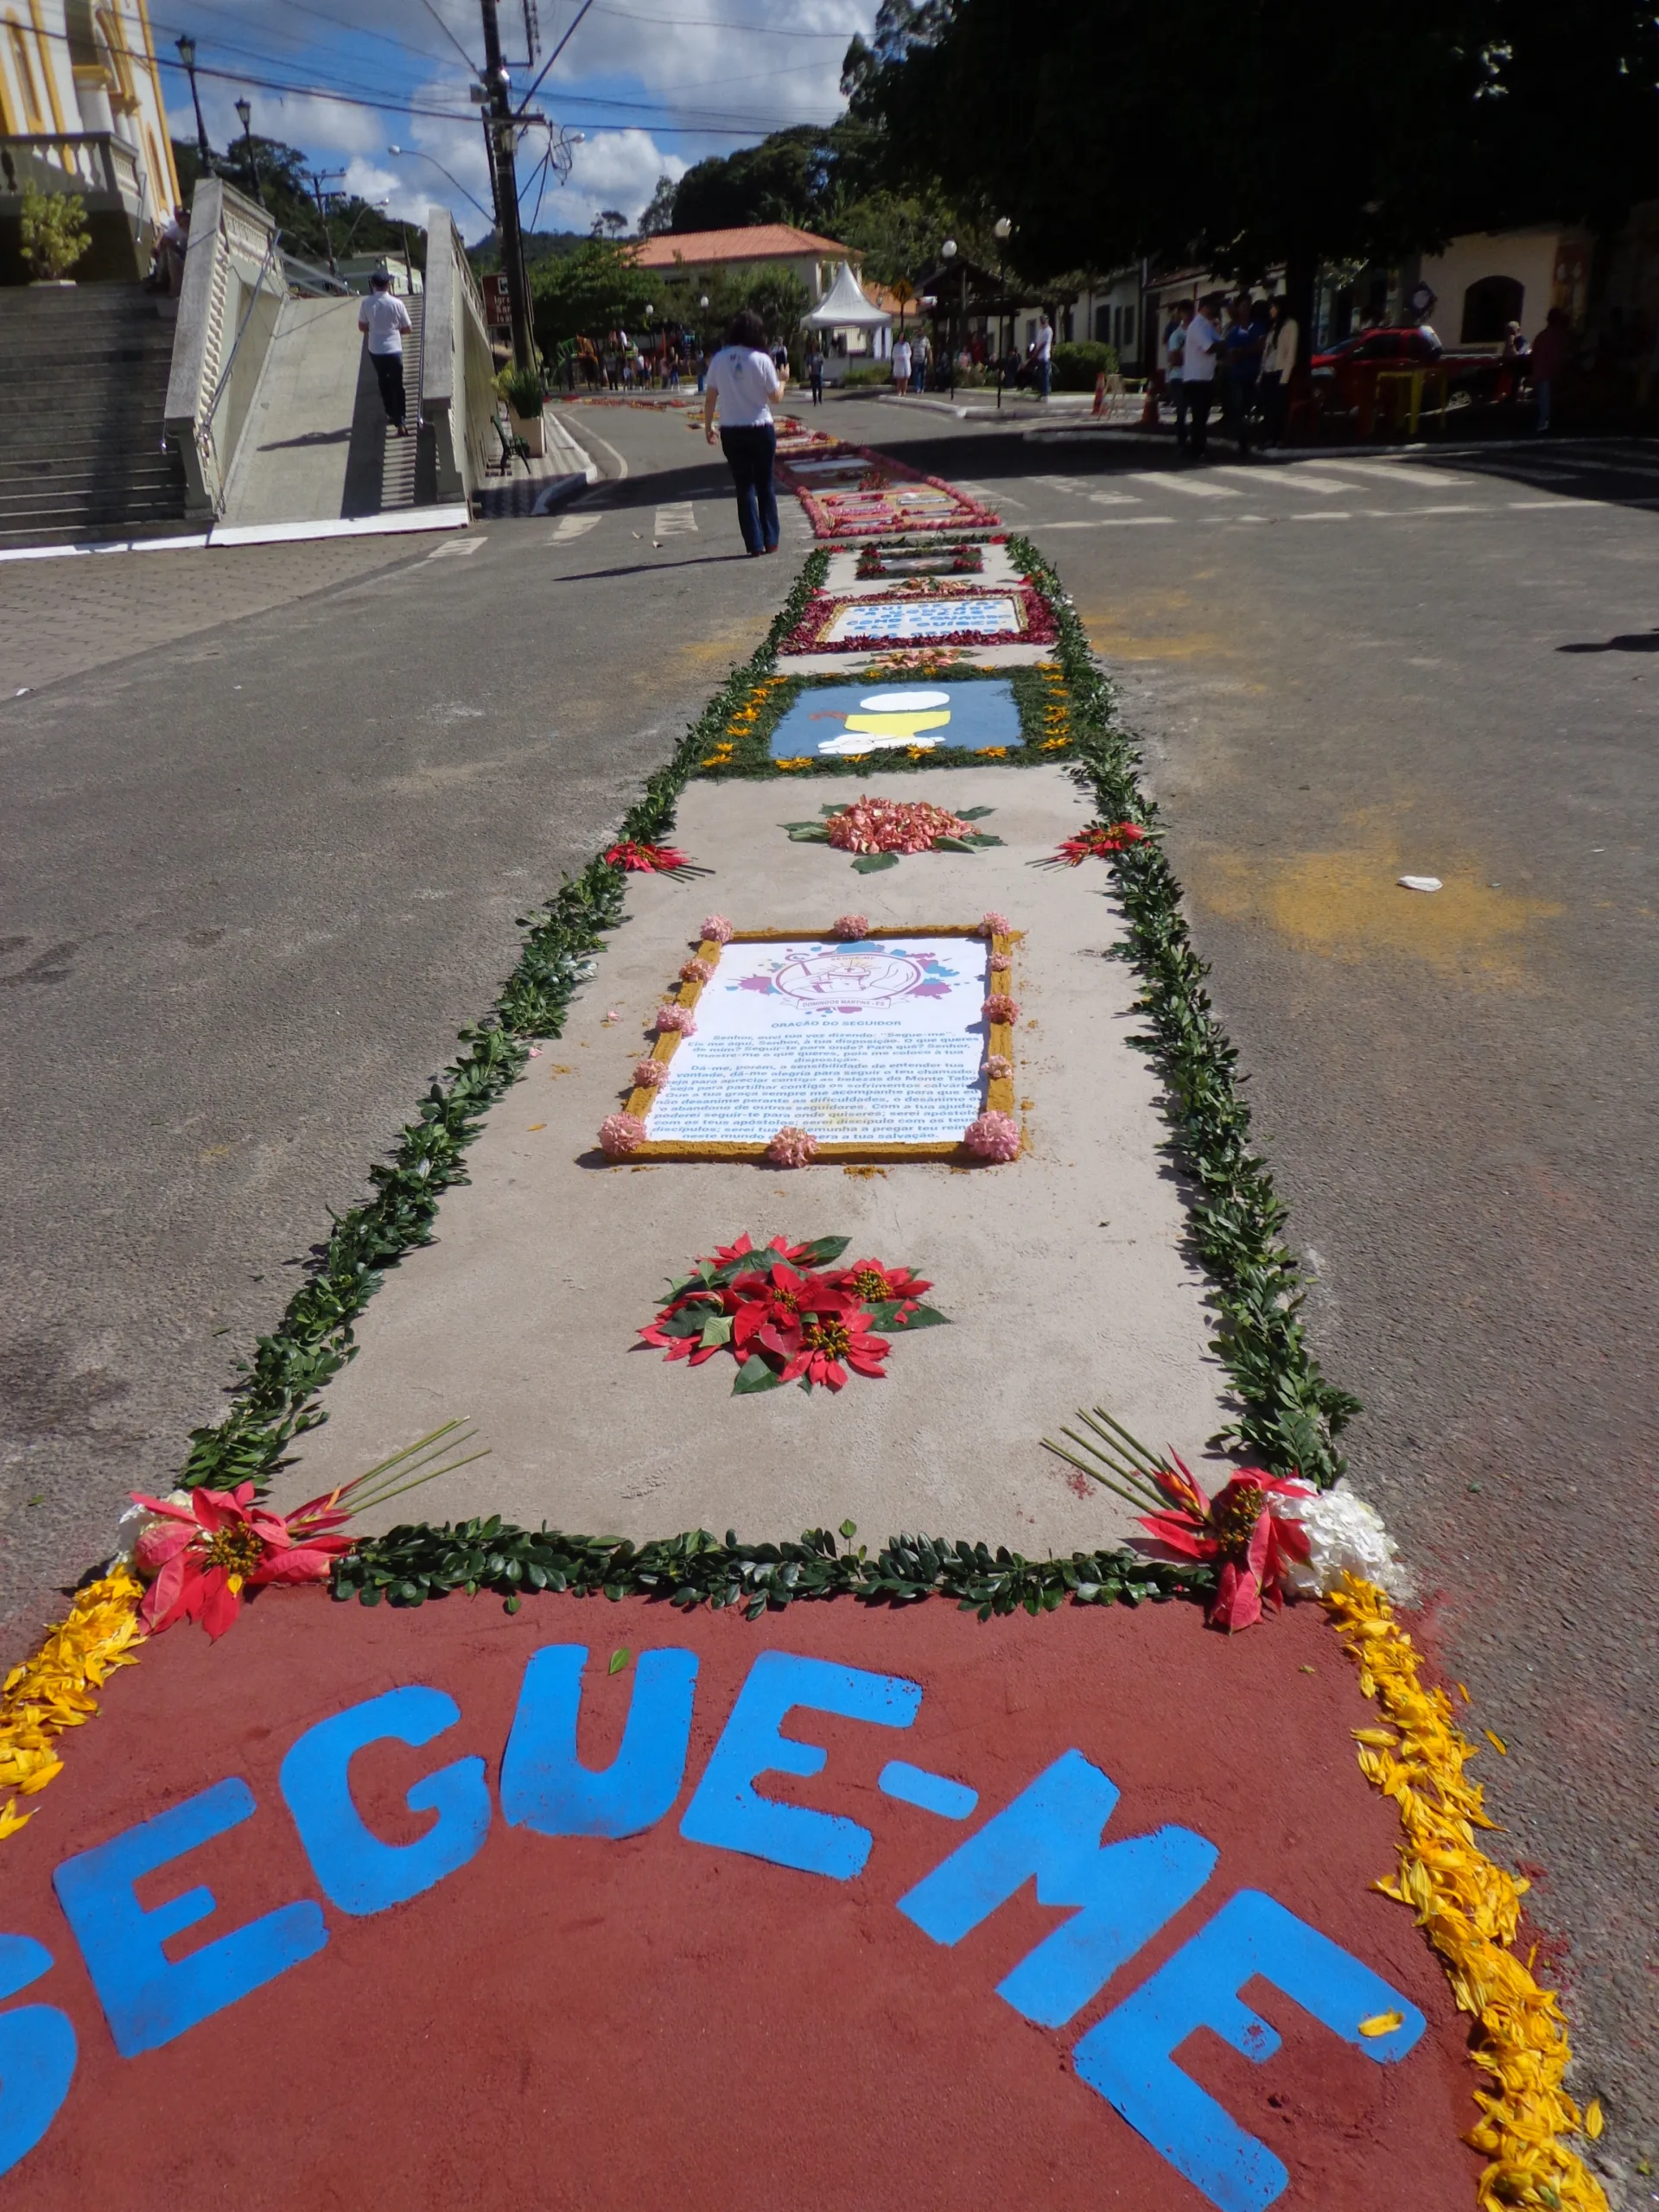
[{"x1": 2, "y1": 1589, "x2": 1481, "y2": 2209}]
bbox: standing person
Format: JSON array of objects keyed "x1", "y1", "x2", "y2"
[
  {"x1": 1181, "y1": 295, "x2": 1220, "y2": 458},
  {"x1": 358, "y1": 269, "x2": 413, "y2": 436},
  {"x1": 891, "y1": 329, "x2": 912, "y2": 395},
  {"x1": 1221, "y1": 292, "x2": 1265, "y2": 454},
  {"x1": 915, "y1": 330, "x2": 931, "y2": 392},
  {"x1": 1257, "y1": 294, "x2": 1299, "y2": 448},
  {"x1": 703, "y1": 307, "x2": 785, "y2": 556},
  {"x1": 1033, "y1": 309, "x2": 1054, "y2": 398},
  {"x1": 1165, "y1": 301, "x2": 1189, "y2": 451},
  {"x1": 1529, "y1": 306, "x2": 1571, "y2": 433},
  {"x1": 806, "y1": 336, "x2": 824, "y2": 404}
]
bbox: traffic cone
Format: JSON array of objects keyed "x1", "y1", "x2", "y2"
[{"x1": 1140, "y1": 374, "x2": 1161, "y2": 429}]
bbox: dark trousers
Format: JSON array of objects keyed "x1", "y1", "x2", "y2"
[
  {"x1": 720, "y1": 423, "x2": 779, "y2": 554},
  {"x1": 1173, "y1": 382, "x2": 1191, "y2": 449},
  {"x1": 810, "y1": 365, "x2": 823, "y2": 404},
  {"x1": 1185, "y1": 383, "x2": 1213, "y2": 456},
  {"x1": 371, "y1": 349, "x2": 406, "y2": 429},
  {"x1": 1221, "y1": 374, "x2": 1256, "y2": 454},
  {"x1": 1260, "y1": 372, "x2": 1287, "y2": 445}
]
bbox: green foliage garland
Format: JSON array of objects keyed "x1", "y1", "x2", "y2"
[{"x1": 334, "y1": 1519, "x2": 1206, "y2": 1619}]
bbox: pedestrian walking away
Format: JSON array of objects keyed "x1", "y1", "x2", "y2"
[
  {"x1": 1181, "y1": 296, "x2": 1220, "y2": 457},
  {"x1": 1257, "y1": 294, "x2": 1298, "y2": 448},
  {"x1": 914, "y1": 331, "x2": 931, "y2": 393},
  {"x1": 1221, "y1": 292, "x2": 1266, "y2": 455},
  {"x1": 1033, "y1": 310, "x2": 1054, "y2": 398},
  {"x1": 1530, "y1": 306, "x2": 1571, "y2": 433},
  {"x1": 359, "y1": 270, "x2": 412, "y2": 435},
  {"x1": 703, "y1": 307, "x2": 785, "y2": 556},
  {"x1": 1166, "y1": 301, "x2": 1191, "y2": 452},
  {"x1": 806, "y1": 339, "x2": 824, "y2": 404},
  {"x1": 891, "y1": 332, "x2": 912, "y2": 395}
]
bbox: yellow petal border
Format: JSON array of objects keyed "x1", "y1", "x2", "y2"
[
  {"x1": 1325, "y1": 1573, "x2": 1609, "y2": 2212},
  {"x1": 0, "y1": 1567, "x2": 146, "y2": 1841}
]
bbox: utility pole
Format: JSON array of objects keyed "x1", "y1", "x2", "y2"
[
  {"x1": 306, "y1": 167, "x2": 345, "y2": 275},
  {"x1": 478, "y1": 0, "x2": 536, "y2": 374}
]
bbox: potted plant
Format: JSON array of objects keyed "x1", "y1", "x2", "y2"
[
  {"x1": 499, "y1": 365, "x2": 545, "y2": 457},
  {"x1": 19, "y1": 181, "x2": 92, "y2": 284}
]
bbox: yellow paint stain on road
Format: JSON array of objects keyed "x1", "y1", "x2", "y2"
[
  {"x1": 1077, "y1": 588, "x2": 1235, "y2": 665},
  {"x1": 1199, "y1": 830, "x2": 1561, "y2": 982}
]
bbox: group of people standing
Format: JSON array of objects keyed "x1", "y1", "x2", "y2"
[{"x1": 1163, "y1": 292, "x2": 1298, "y2": 460}]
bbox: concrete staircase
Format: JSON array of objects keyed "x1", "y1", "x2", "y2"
[{"x1": 0, "y1": 284, "x2": 190, "y2": 549}]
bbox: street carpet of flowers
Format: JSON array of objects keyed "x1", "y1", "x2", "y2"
[
  {"x1": 785, "y1": 796, "x2": 1002, "y2": 874},
  {"x1": 0, "y1": 1567, "x2": 145, "y2": 1838},
  {"x1": 603, "y1": 839, "x2": 701, "y2": 876},
  {"x1": 639, "y1": 1232, "x2": 948, "y2": 1394},
  {"x1": 777, "y1": 582, "x2": 1058, "y2": 658}
]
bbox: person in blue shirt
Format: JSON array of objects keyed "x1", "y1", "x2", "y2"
[{"x1": 1221, "y1": 292, "x2": 1268, "y2": 456}]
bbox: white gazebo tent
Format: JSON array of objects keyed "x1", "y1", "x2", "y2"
[{"x1": 802, "y1": 261, "x2": 892, "y2": 383}]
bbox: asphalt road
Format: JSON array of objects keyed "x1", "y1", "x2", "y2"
[
  {"x1": 0, "y1": 401, "x2": 800, "y2": 1657},
  {"x1": 828, "y1": 395, "x2": 1659, "y2": 2161},
  {"x1": 3, "y1": 389, "x2": 1652, "y2": 2162}
]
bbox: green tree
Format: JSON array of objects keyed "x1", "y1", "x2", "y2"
[
  {"x1": 670, "y1": 125, "x2": 839, "y2": 232},
  {"x1": 530, "y1": 237, "x2": 663, "y2": 350},
  {"x1": 829, "y1": 184, "x2": 993, "y2": 290},
  {"x1": 638, "y1": 174, "x2": 677, "y2": 237},
  {"x1": 170, "y1": 138, "x2": 418, "y2": 267}
]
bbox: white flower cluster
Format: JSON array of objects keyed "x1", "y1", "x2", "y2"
[{"x1": 1282, "y1": 1486, "x2": 1414, "y2": 1604}]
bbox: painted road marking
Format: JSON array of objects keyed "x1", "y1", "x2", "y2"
[
  {"x1": 1126, "y1": 472, "x2": 1242, "y2": 499},
  {"x1": 655, "y1": 502, "x2": 698, "y2": 536},
  {"x1": 549, "y1": 512, "x2": 601, "y2": 542},
  {"x1": 879, "y1": 1760, "x2": 979, "y2": 1819},
  {"x1": 1211, "y1": 467, "x2": 1354, "y2": 494},
  {"x1": 427, "y1": 536, "x2": 486, "y2": 559},
  {"x1": 1029, "y1": 474, "x2": 1142, "y2": 508},
  {"x1": 1314, "y1": 461, "x2": 1479, "y2": 489},
  {"x1": 1025, "y1": 516, "x2": 1177, "y2": 529},
  {"x1": 1289, "y1": 510, "x2": 1356, "y2": 521}
]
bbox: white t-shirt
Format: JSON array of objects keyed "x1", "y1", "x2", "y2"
[
  {"x1": 359, "y1": 291, "x2": 412, "y2": 357},
  {"x1": 892, "y1": 340, "x2": 912, "y2": 379},
  {"x1": 1033, "y1": 321, "x2": 1053, "y2": 360},
  {"x1": 706, "y1": 346, "x2": 781, "y2": 428},
  {"x1": 1182, "y1": 312, "x2": 1218, "y2": 382}
]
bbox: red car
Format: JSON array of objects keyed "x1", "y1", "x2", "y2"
[{"x1": 1310, "y1": 325, "x2": 1473, "y2": 429}]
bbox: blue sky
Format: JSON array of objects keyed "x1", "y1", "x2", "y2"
[{"x1": 150, "y1": 0, "x2": 878, "y2": 244}]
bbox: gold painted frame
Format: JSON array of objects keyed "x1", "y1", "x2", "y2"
[{"x1": 622, "y1": 925, "x2": 1019, "y2": 1162}]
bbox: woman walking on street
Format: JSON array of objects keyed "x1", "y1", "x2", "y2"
[{"x1": 703, "y1": 308, "x2": 785, "y2": 555}]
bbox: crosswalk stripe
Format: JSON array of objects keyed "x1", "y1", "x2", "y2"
[
  {"x1": 549, "y1": 512, "x2": 601, "y2": 542},
  {"x1": 1125, "y1": 472, "x2": 1241, "y2": 499},
  {"x1": 1313, "y1": 460, "x2": 1479, "y2": 490},
  {"x1": 1211, "y1": 467, "x2": 1355, "y2": 494},
  {"x1": 655, "y1": 501, "x2": 698, "y2": 535}
]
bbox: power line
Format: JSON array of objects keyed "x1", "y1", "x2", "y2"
[{"x1": 594, "y1": 4, "x2": 855, "y2": 33}]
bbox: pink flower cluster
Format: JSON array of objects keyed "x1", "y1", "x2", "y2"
[
  {"x1": 680, "y1": 957, "x2": 715, "y2": 984},
  {"x1": 988, "y1": 952, "x2": 1012, "y2": 976},
  {"x1": 963, "y1": 1110, "x2": 1020, "y2": 1162},
  {"x1": 655, "y1": 1004, "x2": 697, "y2": 1035},
  {"x1": 600, "y1": 1112, "x2": 648, "y2": 1158},
  {"x1": 632, "y1": 1058, "x2": 669, "y2": 1089},
  {"x1": 985, "y1": 1053, "x2": 1014, "y2": 1082},
  {"x1": 983, "y1": 994, "x2": 1020, "y2": 1025},
  {"x1": 979, "y1": 911, "x2": 1012, "y2": 938},
  {"x1": 766, "y1": 1126, "x2": 818, "y2": 1167},
  {"x1": 701, "y1": 914, "x2": 735, "y2": 943},
  {"x1": 824, "y1": 796, "x2": 976, "y2": 856},
  {"x1": 831, "y1": 913, "x2": 869, "y2": 938}
]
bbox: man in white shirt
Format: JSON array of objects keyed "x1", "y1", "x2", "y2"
[
  {"x1": 1033, "y1": 311, "x2": 1054, "y2": 398},
  {"x1": 702, "y1": 307, "x2": 785, "y2": 553},
  {"x1": 358, "y1": 270, "x2": 414, "y2": 436},
  {"x1": 1179, "y1": 295, "x2": 1220, "y2": 459}
]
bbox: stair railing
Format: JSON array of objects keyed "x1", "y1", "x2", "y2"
[
  {"x1": 421, "y1": 206, "x2": 498, "y2": 510},
  {"x1": 162, "y1": 176, "x2": 288, "y2": 518}
]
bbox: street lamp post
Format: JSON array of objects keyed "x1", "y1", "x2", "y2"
[
  {"x1": 387, "y1": 146, "x2": 494, "y2": 226},
  {"x1": 941, "y1": 237, "x2": 962, "y2": 400},
  {"x1": 993, "y1": 215, "x2": 1012, "y2": 410},
  {"x1": 233, "y1": 97, "x2": 261, "y2": 208},
  {"x1": 175, "y1": 34, "x2": 210, "y2": 170}
]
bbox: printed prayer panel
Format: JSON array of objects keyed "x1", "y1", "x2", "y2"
[
  {"x1": 823, "y1": 597, "x2": 1024, "y2": 645},
  {"x1": 769, "y1": 682, "x2": 1024, "y2": 762},
  {"x1": 647, "y1": 935, "x2": 992, "y2": 1146}
]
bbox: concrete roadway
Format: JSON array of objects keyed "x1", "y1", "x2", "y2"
[
  {"x1": 0, "y1": 400, "x2": 792, "y2": 1654},
  {"x1": 3, "y1": 391, "x2": 1653, "y2": 2158},
  {"x1": 827, "y1": 395, "x2": 1659, "y2": 2159}
]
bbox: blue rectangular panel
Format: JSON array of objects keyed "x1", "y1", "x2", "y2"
[{"x1": 769, "y1": 680, "x2": 1024, "y2": 762}]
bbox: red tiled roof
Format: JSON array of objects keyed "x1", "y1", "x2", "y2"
[{"x1": 632, "y1": 225, "x2": 856, "y2": 268}]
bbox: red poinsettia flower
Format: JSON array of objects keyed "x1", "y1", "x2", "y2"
[
  {"x1": 603, "y1": 839, "x2": 692, "y2": 874},
  {"x1": 728, "y1": 1262, "x2": 841, "y2": 1362},
  {"x1": 1137, "y1": 1459, "x2": 1313, "y2": 1632},
  {"x1": 830, "y1": 1259, "x2": 932, "y2": 1319},
  {"x1": 778, "y1": 1309, "x2": 890, "y2": 1390},
  {"x1": 1054, "y1": 821, "x2": 1150, "y2": 866},
  {"x1": 128, "y1": 1482, "x2": 356, "y2": 1641}
]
